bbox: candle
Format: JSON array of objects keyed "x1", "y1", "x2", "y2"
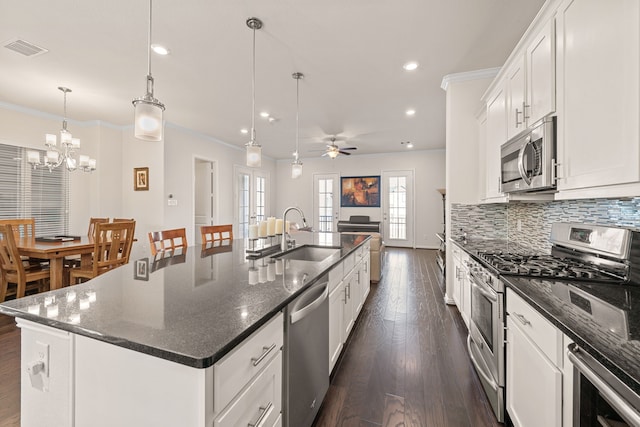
[
  {"x1": 258, "y1": 220, "x2": 268, "y2": 238},
  {"x1": 275, "y1": 218, "x2": 283, "y2": 234},
  {"x1": 248, "y1": 224, "x2": 259, "y2": 239},
  {"x1": 248, "y1": 267, "x2": 258, "y2": 285},
  {"x1": 267, "y1": 217, "x2": 276, "y2": 236}
]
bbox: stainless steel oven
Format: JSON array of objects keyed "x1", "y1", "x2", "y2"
[
  {"x1": 500, "y1": 115, "x2": 556, "y2": 193},
  {"x1": 568, "y1": 343, "x2": 640, "y2": 426},
  {"x1": 467, "y1": 260, "x2": 505, "y2": 423}
]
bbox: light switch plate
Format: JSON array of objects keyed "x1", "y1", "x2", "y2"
[{"x1": 168, "y1": 199, "x2": 178, "y2": 206}]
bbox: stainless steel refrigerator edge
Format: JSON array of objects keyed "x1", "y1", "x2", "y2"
[{"x1": 283, "y1": 275, "x2": 330, "y2": 427}]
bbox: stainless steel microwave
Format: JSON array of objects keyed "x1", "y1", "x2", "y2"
[{"x1": 500, "y1": 116, "x2": 556, "y2": 193}]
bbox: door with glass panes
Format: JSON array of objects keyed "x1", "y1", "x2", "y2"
[
  {"x1": 382, "y1": 170, "x2": 414, "y2": 247},
  {"x1": 234, "y1": 166, "x2": 268, "y2": 238},
  {"x1": 313, "y1": 173, "x2": 339, "y2": 232}
]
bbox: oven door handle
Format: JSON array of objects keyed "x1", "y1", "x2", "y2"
[
  {"x1": 517, "y1": 136, "x2": 533, "y2": 185},
  {"x1": 568, "y1": 345, "x2": 640, "y2": 426},
  {"x1": 467, "y1": 334, "x2": 499, "y2": 392},
  {"x1": 470, "y1": 279, "x2": 497, "y2": 302}
]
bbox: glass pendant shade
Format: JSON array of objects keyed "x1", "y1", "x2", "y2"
[
  {"x1": 246, "y1": 143, "x2": 262, "y2": 167},
  {"x1": 134, "y1": 99, "x2": 164, "y2": 141},
  {"x1": 291, "y1": 162, "x2": 303, "y2": 179}
]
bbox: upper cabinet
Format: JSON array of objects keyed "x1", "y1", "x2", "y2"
[
  {"x1": 485, "y1": 82, "x2": 507, "y2": 200},
  {"x1": 506, "y1": 56, "x2": 527, "y2": 139},
  {"x1": 526, "y1": 19, "x2": 556, "y2": 125},
  {"x1": 554, "y1": 0, "x2": 640, "y2": 197}
]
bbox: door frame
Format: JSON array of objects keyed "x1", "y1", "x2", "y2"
[
  {"x1": 313, "y1": 173, "x2": 340, "y2": 232},
  {"x1": 193, "y1": 156, "x2": 217, "y2": 244}
]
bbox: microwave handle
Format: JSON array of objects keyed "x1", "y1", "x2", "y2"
[{"x1": 517, "y1": 136, "x2": 532, "y2": 185}]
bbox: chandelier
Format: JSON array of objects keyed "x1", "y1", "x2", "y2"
[{"x1": 27, "y1": 87, "x2": 96, "y2": 172}]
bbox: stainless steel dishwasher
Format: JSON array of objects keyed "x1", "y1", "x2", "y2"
[{"x1": 283, "y1": 275, "x2": 329, "y2": 427}]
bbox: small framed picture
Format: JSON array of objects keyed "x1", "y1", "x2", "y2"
[
  {"x1": 134, "y1": 167, "x2": 149, "y2": 191},
  {"x1": 134, "y1": 258, "x2": 149, "y2": 281}
]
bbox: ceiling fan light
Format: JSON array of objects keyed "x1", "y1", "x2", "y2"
[{"x1": 328, "y1": 150, "x2": 339, "y2": 159}]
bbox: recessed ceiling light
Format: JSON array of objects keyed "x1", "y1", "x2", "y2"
[
  {"x1": 240, "y1": 128, "x2": 249, "y2": 134},
  {"x1": 151, "y1": 44, "x2": 170, "y2": 55},
  {"x1": 406, "y1": 109, "x2": 416, "y2": 116},
  {"x1": 403, "y1": 61, "x2": 418, "y2": 71},
  {"x1": 268, "y1": 117, "x2": 276, "y2": 123},
  {"x1": 260, "y1": 111, "x2": 270, "y2": 118},
  {"x1": 407, "y1": 142, "x2": 414, "y2": 148},
  {"x1": 401, "y1": 141, "x2": 414, "y2": 149}
]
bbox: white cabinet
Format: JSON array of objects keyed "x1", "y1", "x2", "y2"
[
  {"x1": 342, "y1": 269, "x2": 356, "y2": 339},
  {"x1": 328, "y1": 279, "x2": 345, "y2": 373},
  {"x1": 555, "y1": 0, "x2": 640, "y2": 195},
  {"x1": 506, "y1": 56, "x2": 527, "y2": 139},
  {"x1": 526, "y1": 18, "x2": 555, "y2": 125},
  {"x1": 506, "y1": 289, "x2": 567, "y2": 427},
  {"x1": 485, "y1": 82, "x2": 507, "y2": 200},
  {"x1": 450, "y1": 243, "x2": 471, "y2": 326}
]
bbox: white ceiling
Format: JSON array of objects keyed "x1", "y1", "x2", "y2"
[{"x1": 0, "y1": 0, "x2": 545, "y2": 160}]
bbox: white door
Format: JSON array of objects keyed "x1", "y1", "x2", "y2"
[
  {"x1": 194, "y1": 158, "x2": 216, "y2": 244},
  {"x1": 313, "y1": 173, "x2": 339, "y2": 232},
  {"x1": 382, "y1": 170, "x2": 414, "y2": 248}
]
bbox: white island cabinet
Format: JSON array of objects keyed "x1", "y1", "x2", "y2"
[{"x1": 19, "y1": 312, "x2": 283, "y2": 427}]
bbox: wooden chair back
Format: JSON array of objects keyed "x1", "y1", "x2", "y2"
[
  {"x1": 201, "y1": 225, "x2": 233, "y2": 244},
  {"x1": 90, "y1": 221, "x2": 136, "y2": 276},
  {"x1": 112, "y1": 218, "x2": 134, "y2": 223},
  {"x1": 0, "y1": 224, "x2": 49, "y2": 301},
  {"x1": 148, "y1": 228, "x2": 188, "y2": 256},
  {"x1": 88, "y1": 217, "x2": 109, "y2": 237},
  {"x1": 0, "y1": 218, "x2": 35, "y2": 238}
]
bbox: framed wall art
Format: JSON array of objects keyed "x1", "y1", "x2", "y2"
[
  {"x1": 340, "y1": 175, "x2": 381, "y2": 207},
  {"x1": 134, "y1": 167, "x2": 149, "y2": 191},
  {"x1": 134, "y1": 258, "x2": 149, "y2": 281}
]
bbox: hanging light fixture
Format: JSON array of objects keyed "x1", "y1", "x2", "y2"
[
  {"x1": 27, "y1": 87, "x2": 96, "y2": 173},
  {"x1": 291, "y1": 72, "x2": 304, "y2": 179},
  {"x1": 132, "y1": 0, "x2": 165, "y2": 141},
  {"x1": 245, "y1": 17, "x2": 263, "y2": 167}
]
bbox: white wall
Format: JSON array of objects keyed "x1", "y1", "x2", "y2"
[{"x1": 275, "y1": 150, "x2": 446, "y2": 249}]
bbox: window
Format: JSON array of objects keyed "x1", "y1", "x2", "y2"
[
  {"x1": 317, "y1": 178, "x2": 334, "y2": 232},
  {"x1": 234, "y1": 166, "x2": 269, "y2": 238},
  {"x1": 388, "y1": 176, "x2": 407, "y2": 240},
  {"x1": 0, "y1": 142, "x2": 69, "y2": 236}
]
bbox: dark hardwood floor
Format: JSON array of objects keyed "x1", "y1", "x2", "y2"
[
  {"x1": 313, "y1": 248, "x2": 501, "y2": 427},
  {"x1": 0, "y1": 248, "x2": 500, "y2": 427}
]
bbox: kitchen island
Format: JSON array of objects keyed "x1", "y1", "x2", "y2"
[{"x1": 0, "y1": 232, "x2": 371, "y2": 427}]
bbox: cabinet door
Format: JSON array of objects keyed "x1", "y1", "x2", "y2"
[
  {"x1": 507, "y1": 316, "x2": 562, "y2": 427},
  {"x1": 485, "y1": 83, "x2": 507, "y2": 199},
  {"x1": 461, "y1": 265, "x2": 471, "y2": 327},
  {"x1": 329, "y1": 281, "x2": 344, "y2": 373},
  {"x1": 342, "y1": 272, "x2": 355, "y2": 340},
  {"x1": 526, "y1": 18, "x2": 555, "y2": 124},
  {"x1": 556, "y1": 0, "x2": 640, "y2": 190},
  {"x1": 506, "y1": 56, "x2": 527, "y2": 139}
]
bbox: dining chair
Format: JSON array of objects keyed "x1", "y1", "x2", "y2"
[
  {"x1": 0, "y1": 218, "x2": 36, "y2": 238},
  {"x1": 0, "y1": 224, "x2": 50, "y2": 301},
  {"x1": 201, "y1": 225, "x2": 233, "y2": 244},
  {"x1": 88, "y1": 217, "x2": 110, "y2": 237},
  {"x1": 68, "y1": 220, "x2": 136, "y2": 284},
  {"x1": 65, "y1": 217, "x2": 111, "y2": 271},
  {"x1": 148, "y1": 228, "x2": 188, "y2": 256},
  {"x1": 112, "y1": 218, "x2": 134, "y2": 223}
]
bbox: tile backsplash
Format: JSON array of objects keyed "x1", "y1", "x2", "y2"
[{"x1": 452, "y1": 197, "x2": 640, "y2": 253}]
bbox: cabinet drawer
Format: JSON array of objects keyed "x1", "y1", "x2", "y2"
[
  {"x1": 214, "y1": 351, "x2": 282, "y2": 427},
  {"x1": 342, "y1": 253, "x2": 355, "y2": 274},
  {"x1": 507, "y1": 288, "x2": 562, "y2": 365},
  {"x1": 328, "y1": 262, "x2": 343, "y2": 292},
  {"x1": 214, "y1": 312, "x2": 283, "y2": 413}
]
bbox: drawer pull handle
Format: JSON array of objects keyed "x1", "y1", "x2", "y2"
[
  {"x1": 247, "y1": 402, "x2": 273, "y2": 427},
  {"x1": 513, "y1": 312, "x2": 531, "y2": 326},
  {"x1": 251, "y1": 343, "x2": 276, "y2": 367}
]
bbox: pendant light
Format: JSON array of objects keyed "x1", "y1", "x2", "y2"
[
  {"x1": 291, "y1": 72, "x2": 304, "y2": 179},
  {"x1": 245, "y1": 17, "x2": 263, "y2": 167},
  {"x1": 132, "y1": 0, "x2": 165, "y2": 141}
]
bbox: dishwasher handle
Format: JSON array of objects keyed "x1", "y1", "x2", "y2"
[{"x1": 290, "y1": 282, "x2": 329, "y2": 324}]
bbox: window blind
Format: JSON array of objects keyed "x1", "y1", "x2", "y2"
[{"x1": 0, "y1": 142, "x2": 69, "y2": 236}]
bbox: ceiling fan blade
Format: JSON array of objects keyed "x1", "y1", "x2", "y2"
[
  {"x1": 338, "y1": 150, "x2": 352, "y2": 155},
  {"x1": 341, "y1": 147, "x2": 357, "y2": 150}
]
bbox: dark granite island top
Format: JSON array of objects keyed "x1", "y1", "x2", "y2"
[{"x1": 0, "y1": 232, "x2": 370, "y2": 369}]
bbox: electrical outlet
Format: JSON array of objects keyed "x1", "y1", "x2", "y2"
[{"x1": 167, "y1": 199, "x2": 178, "y2": 206}]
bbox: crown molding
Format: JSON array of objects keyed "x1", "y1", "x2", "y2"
[{"x1": 440, "y1": 67, "x2": 501, "y2": 91}]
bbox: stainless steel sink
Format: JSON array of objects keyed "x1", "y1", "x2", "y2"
[{"x1": 275, "y1": 245, "x2": 341, "y2": 262}]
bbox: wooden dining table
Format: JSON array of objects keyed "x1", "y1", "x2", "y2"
[{"x1": 15, "y1": 236, "x2": 96, "y2": 290}]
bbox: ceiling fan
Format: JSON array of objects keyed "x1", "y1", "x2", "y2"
[{"x1": 321, "y1": 137, "x2": 357, "y2": 158}]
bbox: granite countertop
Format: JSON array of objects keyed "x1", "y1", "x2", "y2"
[
  {"x1": 0, "y1": 232, "x2": 369, "y2": 369},
  {"x1": 453, "y1": 239, "x2": 640, "y2": 396}
]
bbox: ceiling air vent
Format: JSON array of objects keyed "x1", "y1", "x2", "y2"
[{"x1": 3, "y1": 38, "x2": 48, "y2": 57}]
